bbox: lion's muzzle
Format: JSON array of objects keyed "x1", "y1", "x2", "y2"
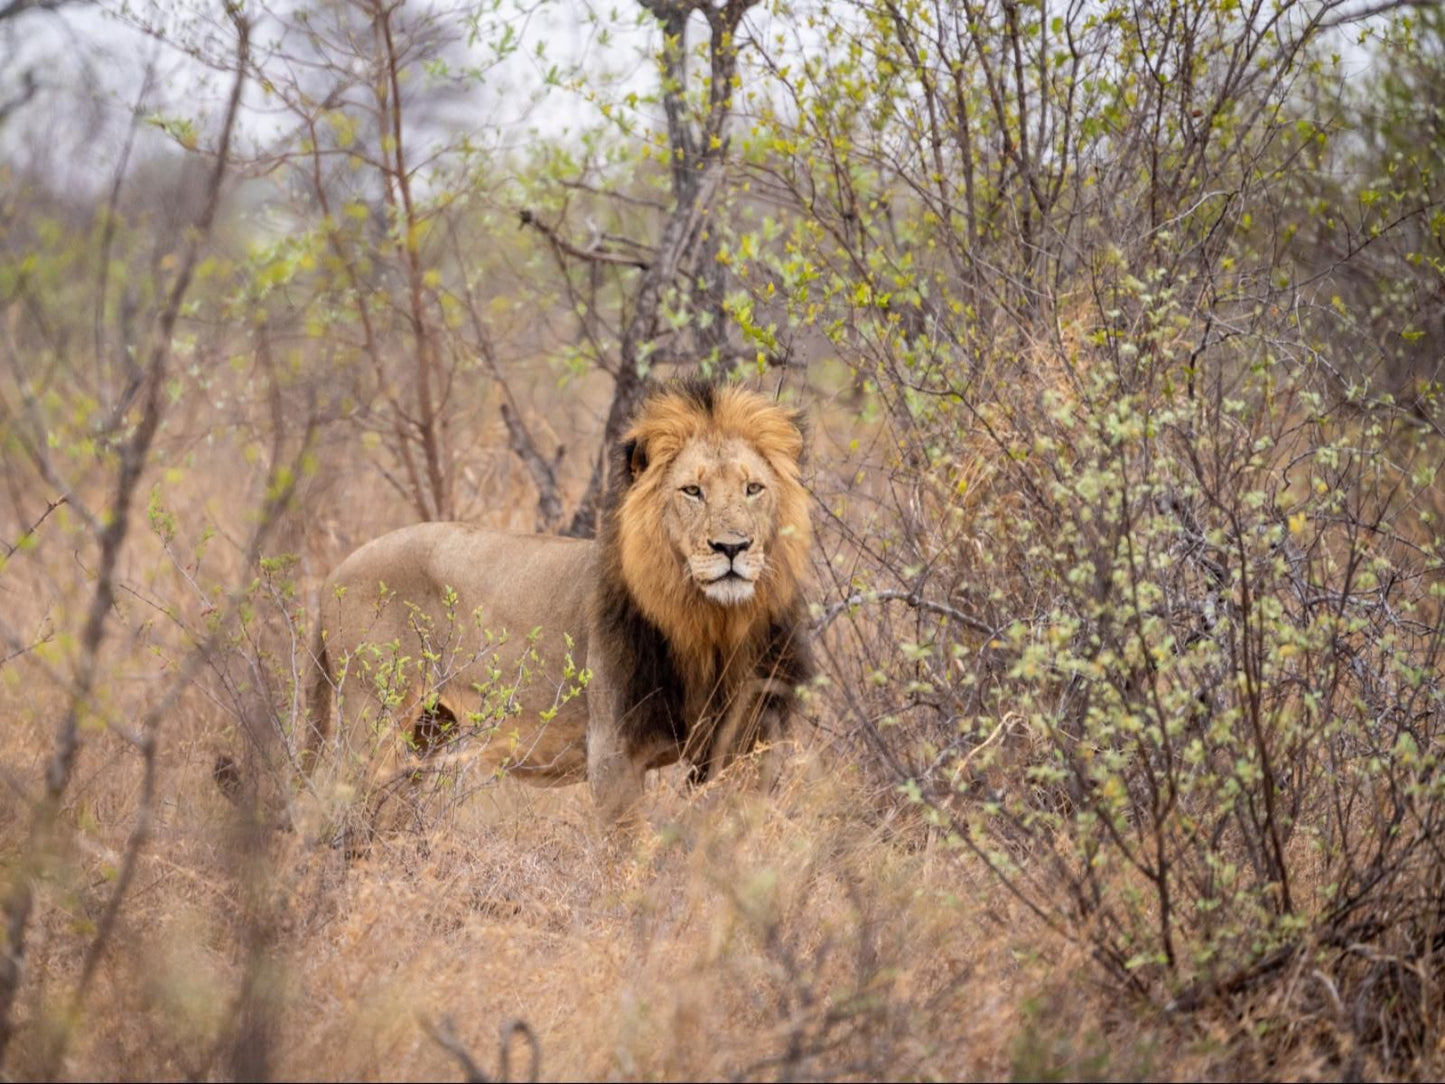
[{"x1": 694, "y1": 535, "x2": 762, "y2": 605}]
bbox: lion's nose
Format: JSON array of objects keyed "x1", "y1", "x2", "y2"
[{"x1": 709, "y1": 538, "x2": 751, "y2": 561}]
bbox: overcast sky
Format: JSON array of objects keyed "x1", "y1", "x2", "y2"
[
  {"x1": 1, "y1": 0, "x2": 665, "y2": 196},
  {"x1": 0, "y1": 0, "x2": 1400, "y2": 204}
]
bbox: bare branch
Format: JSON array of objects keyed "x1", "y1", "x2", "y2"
[
  {"x1": 422, "y1": 1015, "x2": 541, "y2": 1083},
  {"x1": 442, "y1": 214, "x2": 567, "y2": 531},
  {"x1": 0, "y1": 0, "x2": 83, "y2": 23},
  {"x1": 499, "y1": 403, "x2": 566, "y2": 530},
  {"x1": 813, "y1": 589, "x2": 997, "y2": 637},
  {"x1": 58, "y1": 415, "x2": 315, "y2": 1070},
  {"x1": 1, "y1": 493, "x2": 67, "y2": 559},
  {"x1": 1317, "y1": 0, "x2": 1440, "y2": 29},
  {"x1": 562, "y1": 0, "x2": 758, "y2": 536},
  {"x1": 557, "y1": 176, "x2": 668, "y2": 211},
  {"x1": 0, "y1": 629, "x2": 53, "y2": 670},
  {"x1": 517, "y1": 208, "x2": 652, "y2": 270},
  {"x1": 0, "y1": 5, "x2": 251, "y2": 1069},
  {"x1": 0, "y1": 69, "x2": 36, "y2": 127},
  {"x1": 422, "y1": 1016, "x2": 489, "y2": 1083}
]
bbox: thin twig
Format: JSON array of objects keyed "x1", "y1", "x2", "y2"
[
  {"x1": 0, "y1": 629, "x2": 53, "y2": 669},
  {"x1": 442, "y1": 213, "x2": 566, "y2": 530},
  {"x1": 813, "y1": 589, "x2": 996, "y2": 637},
  {"x1": 422, "y1": 1016, "x2": 489, "y2": 1083},
  {"x1": 517, "y1": 208, "x2": 653, "y2": 269},
  {"x1": 1, "y1": 493, "x2": 67, "y2": 558},
  {"x1": 421, "y1": 1015, "x2": 541, "y2": 1083}
]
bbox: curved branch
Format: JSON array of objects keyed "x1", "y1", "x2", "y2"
[{"x1": 813, "y1": 589, "x2": 997, "y2": 637}]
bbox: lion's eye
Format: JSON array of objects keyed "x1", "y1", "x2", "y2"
[
  {"x1": 681, "y1": 484, "x2": 703, "y2": 499},
  {"x1": 746, "y1": 482, "x2": 765, "y2": 496}
]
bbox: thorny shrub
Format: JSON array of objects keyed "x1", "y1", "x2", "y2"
[{"x1": 784, "y1": 1, "x2": 1445, "y2": 1071}]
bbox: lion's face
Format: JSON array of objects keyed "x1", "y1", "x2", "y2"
[
  {"x1": 662, "y1": 436, "x2": 779, "y2": 606},
  {"x1": 615, "y1": 382, "x2": 811, "y2": 651}
]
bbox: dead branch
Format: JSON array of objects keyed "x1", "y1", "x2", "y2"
[
  {"x1": 0, "y1": 628, "x2": 53, "y2": 669},
  {"x1": 813, "y1": 589, "x2": 997, "y2": 637},
  {"x1": 1317, "y1": 0, "x2": 1442, "y2": 30},
  {"x1": 375, "y1": 0, "x2": 451, "y2": 520},
  {"x1": 500, "y1": 402, "x2": 566, "y2": 529},
  {"x1": 496, "y1": 1020, "x2": 541, "y2": 1084},
  {"x1": 558, "y1": 176, "x2": 668, "y2": 211},
  {"x1": 442, "y1": 213, "x2": 568, "y2": 531},
  {"x1": 422, "y1": 1016, "x2": 540, "y2": 1083},
  {"x1": 1, "y1": 493, "x2": 67, "y2": 559},
  {"x1": 93, "y1": 54, "x2": 157, "y2": 412},
  {"x1": 563, "y1": 0, "x2": 760, "y2": 538},
  {"x1": 518, "y1": 208, "x2": 653, "y2": 270},
  {"x1": 0, "y1": 0, "x2": 84, "y2": 21},
  {"x1": 55, "y1": 420, "x2": 316, "y2": 1075},
  {"x1": 0, "y1": 69, "x2": 36, "y2": 127},
  {"x1": 0, "y1": 5, "x2": 250, "y2": 1070},
  {"x1": 423, "y1": 1016, "x2": 488, "y2": 1083}
]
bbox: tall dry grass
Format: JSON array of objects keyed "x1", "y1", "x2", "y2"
[
  {"x1": 0, "y1": 397, "x2": 1208, "y2": 1082},
  {"x1": 5, "y1": 1, "x2": 1443, "y2": 1068}
]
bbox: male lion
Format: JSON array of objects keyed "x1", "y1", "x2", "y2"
[{"x1": 302, "y1": 381, "x2": 814, "y2": 825}]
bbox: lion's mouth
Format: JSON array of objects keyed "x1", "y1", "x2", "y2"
[{"x1": 702, "y1": 571, "x2": 757, "y2": 605}]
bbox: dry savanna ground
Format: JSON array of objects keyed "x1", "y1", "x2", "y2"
[
  {"x1": 0, "y1": 403, "x2": 1128, "y2": 1083},
  {"x1": 3, "y1": 352, "x2": 1441, "y2": 1083},
  {"x1": 5, "y1": 0, "x2": 1445, "y2": 1078}
]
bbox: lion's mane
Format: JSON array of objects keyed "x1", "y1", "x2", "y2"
[{"x1": 596, "y1": 381, "x2": 815, "y2": 777}]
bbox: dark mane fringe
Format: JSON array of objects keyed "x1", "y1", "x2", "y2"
[
  {"x1": 685, "y1": 603, "x2": 816, "y2": 783},
  {"x1": 594, "y1": 550, "x2": 689, "y2": 754},
  {"x1": 594, "y1": 395, "x2": 688, "y2": 752}
]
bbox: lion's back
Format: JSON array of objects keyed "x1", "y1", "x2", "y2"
[{"x1": 319, "y1": 521, "x2": 598, "y2": 685}]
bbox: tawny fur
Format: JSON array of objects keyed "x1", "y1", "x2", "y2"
[{"x1": 301, "y1": 381, "x2": 814, "y2": 826}]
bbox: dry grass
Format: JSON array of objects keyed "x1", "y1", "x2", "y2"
[
  {"x1": 9, "y1": 387, "x2": 1429, "y2": 1082},
  {"x1": 0, "y1": 419, "x2": 1086, "y2": 1083},
  {"x1": 0, "y1": 714, "x2": 1073, "y2": 1081}
]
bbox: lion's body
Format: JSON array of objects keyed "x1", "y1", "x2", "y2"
[
  {"x1": 303, "y1": 382, "x2": 814, "y2": 823},
  {"x1": 310, "y1": 524, "x2": 598, "y2": 789}
]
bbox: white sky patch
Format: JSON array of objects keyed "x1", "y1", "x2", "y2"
[
  {"x1": 1, "y1": 0, "x2": 669, "y2": 196},
  {"x1": 0, "y1": 0, "x2": 1400, "y2": 202}
]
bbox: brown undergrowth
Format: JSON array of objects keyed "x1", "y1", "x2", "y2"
[
  {"x1": 4, "y1": 336, "x2": 1442, "y2": 1079},
  {"x1": 0, "y1": 422, "x2": 1047, "y2": 1082},
  {"x1": 0, "y1": 444, "x2": 1155, "y2": 1079},
  {"x1": 0, "y1": 722, "x2": 1091, "y2": 1081}
]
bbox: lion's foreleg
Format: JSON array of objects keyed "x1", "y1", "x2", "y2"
[
  {"x1": 702, "y1": 677, "x2": 794, "y2": 783},
  {"x1": 752, "y1": 698, "x2": 789, "y2": 794},
  {"x1": 586, "y1": 718, "x2": 645, "y2": 825}
]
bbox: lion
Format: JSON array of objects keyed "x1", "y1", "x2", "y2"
[{"x1": 300, "y1": 381, "x2": 814, "y2": 827}]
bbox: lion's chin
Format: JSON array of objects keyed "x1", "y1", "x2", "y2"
[{"x1": 701, "y1": 576, "x2": 757, "y2": 606}]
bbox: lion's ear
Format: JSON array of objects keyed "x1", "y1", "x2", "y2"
[
  {"x1": 787, "y1": 408, "x2": 809, "y2": 467},
  {"x1": 625, "y1": 437, "x2": 649, "y2": 480}
]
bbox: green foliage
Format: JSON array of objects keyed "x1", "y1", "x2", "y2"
[
  {"x1": 1284, "y1": 7, "x2": 1445, "y2": 412},
  {"x1": 4, "y1": 0, "x2": 1445, "y2": 1075},
  {"x1": 766, "y1": 0, "x2": 1445, "y2": 1070}
]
